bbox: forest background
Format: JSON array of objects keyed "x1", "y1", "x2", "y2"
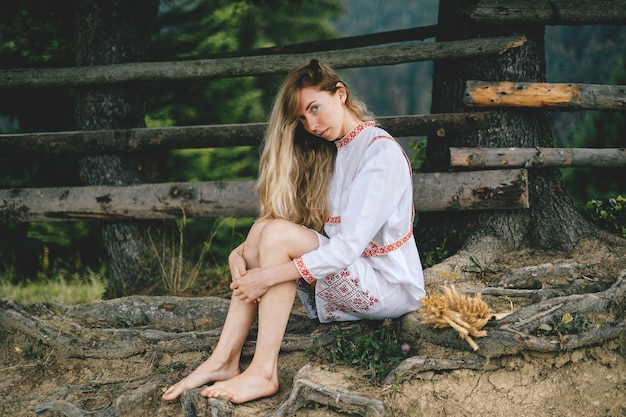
[{"x1": 0, "y1": 0, "x2": 625, "y2": 302}]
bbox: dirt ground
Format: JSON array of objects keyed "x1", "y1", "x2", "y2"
[{"x1": 1, "y1": 238, "x2": 625, "y2": 417}]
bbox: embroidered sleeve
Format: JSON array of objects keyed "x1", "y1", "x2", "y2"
[{"x1": 293, "y1": 257, "x2": 316, "y2": 284}]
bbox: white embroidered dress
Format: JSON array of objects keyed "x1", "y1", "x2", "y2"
[{"x1": 294, "y1": 121, "x2": 425, "y2": 323}]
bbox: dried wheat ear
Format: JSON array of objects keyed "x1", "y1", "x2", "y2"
[{"x1": 418, "y1": 285, "x2": 494, "y2": 351}]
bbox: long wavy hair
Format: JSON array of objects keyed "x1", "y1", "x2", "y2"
[{"x1": 256, "y1": 59, "x2": 372, "y2": 231}]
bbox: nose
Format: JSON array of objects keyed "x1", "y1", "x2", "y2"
[{"x1": 301, "y1": 115, "x2": 318, "y2": 134}]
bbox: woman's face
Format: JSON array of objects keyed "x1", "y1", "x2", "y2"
[{"x1": 297, "y1": 86, "x2": 347, "y2": 141}]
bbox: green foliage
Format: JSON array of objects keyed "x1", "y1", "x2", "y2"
[
  {"x1": 407, "y1": 138, "x2": 427, "y2": 172},
  {"x1": 0, "y1": 221, "x2": 104, "y2": 284},
  {"x1": 325, "y1": 318, "x2": 411, "y2": 383},
  {"x1": 165, "y1": 147, "x2": 259, "y2": 182},
  {"x1": 26, "y1": 222, "x2": 93, "y2": 247},
  {"x1": 534, "y1": 311, "x2": 591, "y2": 337},
  {"x1": 0, "y1": 267, "x2": 106, "y2": 306},
  {"x1": 147, "y1": 0, "x2": 343, "y2": 127},
  {"x1": 421, "y1": 238, "x2": 449, "y2": 268},
  {"x1": 583, "y1": 195, "x2": 626, "y2": 238},
  {"x1": 19, "y1": 344, "x2": 42, "y2": 360},
  {"x1": 562, "y1": 57, "x2": 626, "y2": 206},
  {"x1": 0, "y1": 2, "x2": 75, "y2": 132}
]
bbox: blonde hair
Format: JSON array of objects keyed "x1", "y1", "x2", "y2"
[{"x1": 256, "y1": 59, "x2": 372, "y2": 231}]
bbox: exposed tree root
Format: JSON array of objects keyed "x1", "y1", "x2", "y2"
[
  {"x1": 400, "y1": 269, "x2": 626, "y2": 359},
  {"x1": 180, "y1": 389, "x2": 234, "y2": 417},
  {"x1": 32, "y1": 378, "x2": 160, "y2": 417},
  {"x1": 269, "y1": 364, "x2": 384, "y2": 417},
  {"x1": 423, "y1": 235, "x2": 508, "y2": 285},
  {"x1": 0, "y1": 296, "x2": 322, "y2": 360},
  {"x1": 383, "y1": 355, "x2": 499, "y2": 384}
]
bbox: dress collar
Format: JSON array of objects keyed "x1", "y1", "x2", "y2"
[{"x1": 334, "y1": 121, "x2": 376, "y2": 149}]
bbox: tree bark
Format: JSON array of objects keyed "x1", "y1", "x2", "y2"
[
  {"x1": 73, "y1": 0, "x2": 175, "y2": 297},
  {"x1": 416, "y1": 0, "x2": 599, "y2": 258}
]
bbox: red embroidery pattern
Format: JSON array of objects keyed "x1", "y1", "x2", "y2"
[
  {"x1": 318, "y1": 268, "x2": 379, "y2": 319},
  {"x1": 294, "y1": 257, "x2": 315, "y2": 284},
  {"x1": 335, "y1": 121, "x2": 376, "y2": 149},
  {"x1": 326, "y1": 216, "x2": 341, "y2": 224},
  {"x1": 362, "y1": 229, "x2": 413, "y2": 257}
]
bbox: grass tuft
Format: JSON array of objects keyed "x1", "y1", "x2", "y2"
[{"x1": 0, "y1": 268, "x2": 105, "y2": 306}]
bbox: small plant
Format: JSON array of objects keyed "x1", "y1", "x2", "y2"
[
  {"x1": 421, "y1": 238, "x2": 449, "y2": 268},
  {"x1": 462, "y1": 255, "x2": 504, "y2": 280},
  {"x1": 149, "y1": 212, "x2": 233, "y2": 295},
  {"x1": 408, "y1": 138, "x2": 427, "y2": 172},
  {"x1": 584, "y1": 195, "x2": 626, "y2": 238},
  {"x1": 534, "y1": 311, "x2": 591, "y2": 336},
  {"x1": 325, "y1": 318, "x2": 411, "y2": 383},
  {"x1": 19, "y1": 344, "x2": 42, "y2": 360}
]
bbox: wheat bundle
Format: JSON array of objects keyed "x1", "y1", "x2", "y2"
[{"x1": 418, "y1": 285, "x2": 494, "y2": 351}]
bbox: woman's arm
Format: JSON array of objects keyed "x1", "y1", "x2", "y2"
[{"x1": 230, "y1": 260, "x2": 301, "y2": 303}]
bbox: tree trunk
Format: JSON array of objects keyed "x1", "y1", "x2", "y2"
[
  {"x1": 416, "y1": 0, "x2": 599, "y2": 258},
  {"x1": 74, "y1": 0, "x2": 176, "y2": 297}
]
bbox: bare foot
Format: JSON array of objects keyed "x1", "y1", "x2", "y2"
[
  {"x1": 200, "y1": 370, "x2": 279, "y2": 404},
  {"x1": 161, "y1": 359, "x2": 240, "y2": 401}
]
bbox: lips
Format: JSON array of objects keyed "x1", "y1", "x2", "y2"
[{"x1": 318, "y1": 128, "x2": 329, "y2": 138}]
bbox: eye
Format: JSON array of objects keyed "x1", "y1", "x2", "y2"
[
  {"x1": 311, "y1": 104, "x2": 320, "y2": 112},
  {"x1": 298, "y1": 115, "x2": 305, "y2": 123}
]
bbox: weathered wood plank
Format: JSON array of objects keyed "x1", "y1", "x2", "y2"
[
  {"x1": 450, "y1": 147, "x2": 626, "y2": 169},
  {"x1": 0, "y1": 113, "x2": 492, "y2": 155},
  {"x1": 0, "y1": 37, "x2": 524, "y2": 88},
  {"x1": 0, "y1": 170, "x2": 529, "y2": 223},
  {"x1": 466, "y1": 0, "x2": 626, "y2": 25},
  {"x1": 464, "y1": 81, "x2": 626, "y2": 110},
  {"x1": 412, "y1": 169, "x2": 528, "y2": 212}
]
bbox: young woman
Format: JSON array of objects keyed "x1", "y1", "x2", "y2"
[{"x1": 161, "y1": 59, "x2": 425, "y2": 404}]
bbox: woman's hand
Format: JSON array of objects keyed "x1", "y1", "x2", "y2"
[
  {"x1": 228, "y1": 243, "x2": 247, "y2": 282},
  {"x1": 230, "y1": 268, "x2": 268, "y2": 304}
]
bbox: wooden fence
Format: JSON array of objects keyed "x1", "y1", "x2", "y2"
[{"x1": 1, "y1": 1, "x2": 625, "y2": 224}]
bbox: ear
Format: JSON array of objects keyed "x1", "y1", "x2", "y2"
[{"x1": 335, "y1": 82, "x2": 347, "y2": 103}]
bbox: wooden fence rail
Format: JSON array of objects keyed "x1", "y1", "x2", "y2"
[
  {"x1": 467, "y1": 0, "x2": 626, "y2": 25},
  {"x1": 0, "y1": 113, "x2": 492, "y2": 155},
  {"x1": 450, "y1": 147, "x2": 626, "y2": 169},
  {"x1": 0, "y1": 37, "x2": 523, "y2": 89},
  {"x1": 464, "y1": 81, "x2": 626, "y2": 111},
  {"x1": 0, "y1": 169, "x2": 529, "y2": 223}
]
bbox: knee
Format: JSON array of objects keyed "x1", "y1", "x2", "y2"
[
  {"x1": 244, "y1": 218, "x2": 291, "y2": 255},
  {"x1": 256, "y1": 219, "x2": 318, "y2": 263},
  {"x1": 250, "y1": 218, "x2": 271, "y2": 233},
  {"x1": 258, "y1": 219, "x2": 294, "y2": 250}
]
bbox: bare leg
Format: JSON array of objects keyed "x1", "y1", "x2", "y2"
[
  {"x1": 201, "y1": 219, "x2": 319, "y2": 404},
  {"x1": 162, "y1": 220, "x2": 270, "y2": 401}
]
